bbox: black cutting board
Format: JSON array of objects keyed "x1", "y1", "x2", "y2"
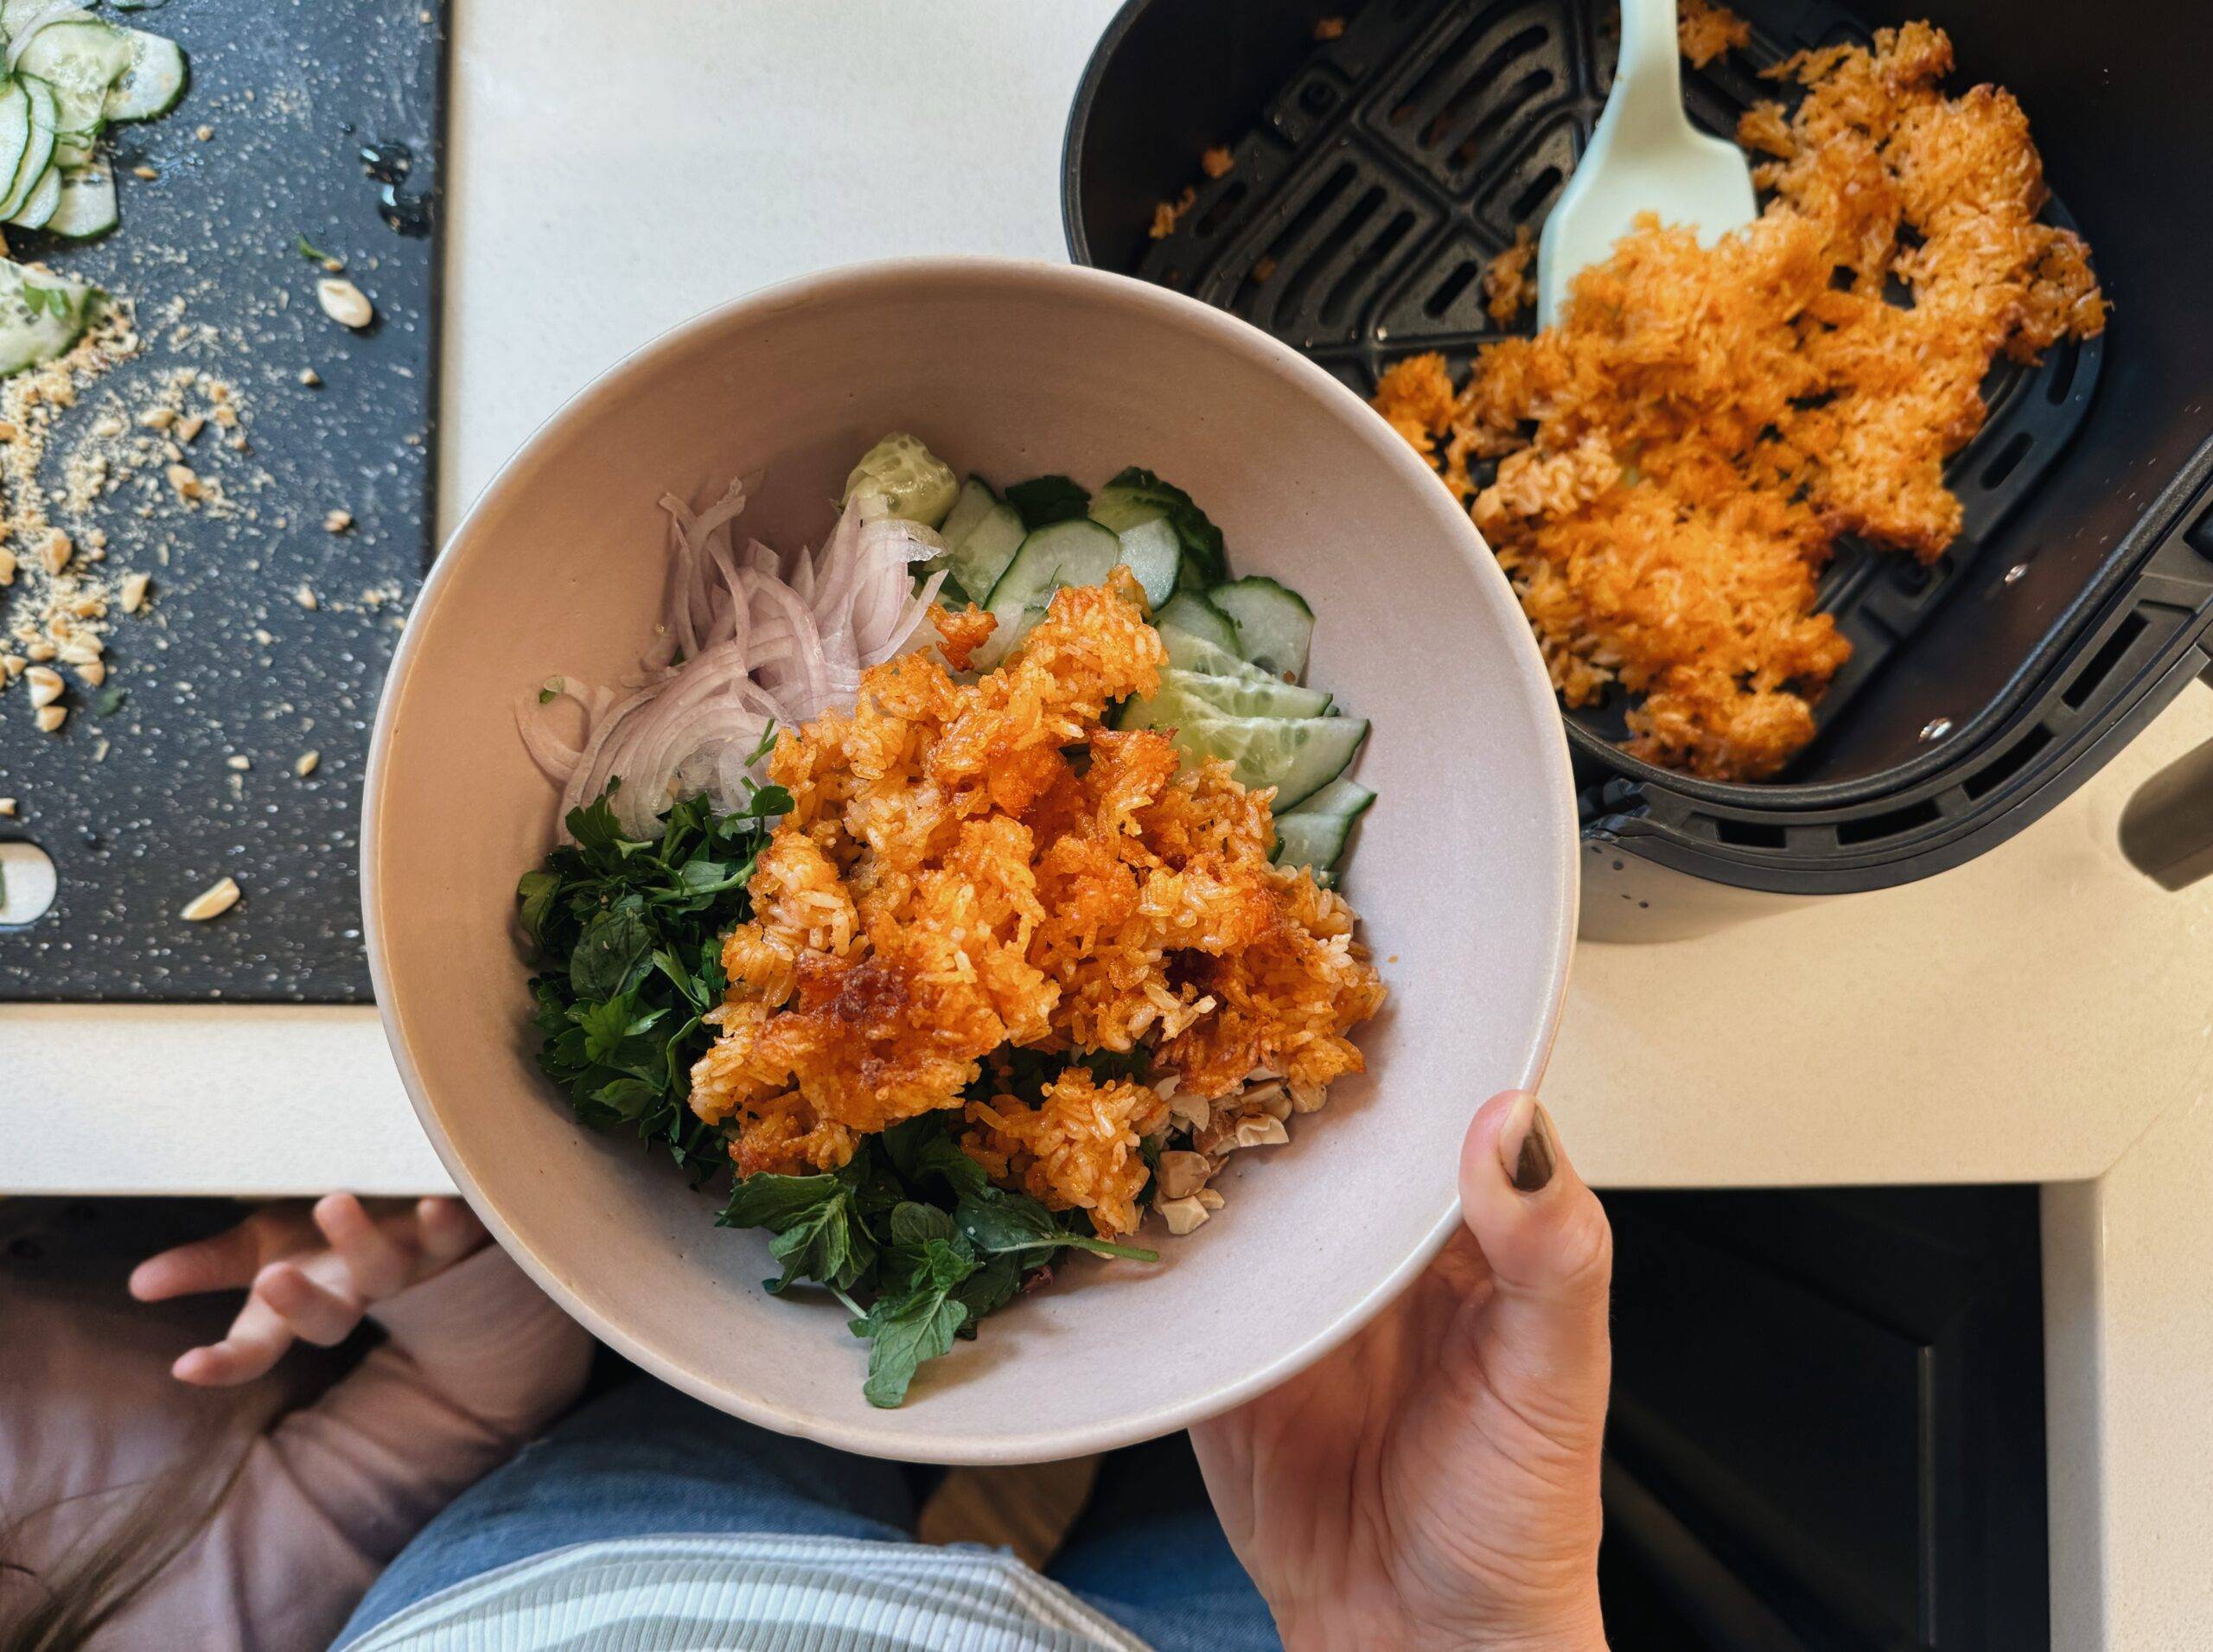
[{"x1": 0, "y1": 0, "x2": 441, "y2": 1002}]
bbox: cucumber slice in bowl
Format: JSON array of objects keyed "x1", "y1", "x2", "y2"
[
  {"x1": 971, "y1": 516, "x2": 1122, "y2": 671},
  {"x1": 1117, "y1": 667, "x2": 1330, "y2": 731},
  {"x1": 1153, "y1": 590, "x2": 1237, "y2": 655},
  {"x1": 947, "y1": 499, "x2": 1024, "y2": 608},
  {"x1": 1156, "y1": 623, "x2": 1279, "y2": 686},
  {"x1": 1172, "y1": 710, "x2": 1368, "y2": 811},
  {"x1": 935, "y1": 475, "x2": 998, "y2": 558},
  {"x1": 104, "y1": 28, "x2": 186, "y2": 121},
  {"x1": 1211, "y1": 576, "x2": 1316, "y2": 682},
  {"x1": 1111, "y1": 513, "x2": 1178, "y2": 607}
]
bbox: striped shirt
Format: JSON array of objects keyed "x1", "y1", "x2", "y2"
[{"x1": 341, "y1": 1534, "x2": 1153, "y2": 1651}]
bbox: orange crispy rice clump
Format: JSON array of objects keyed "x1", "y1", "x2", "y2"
[
  {"x1": 1372, "y1": 22, "x2": 2106, "y2": 780},
  {"x1": 688, "y1": 576, "x2": 1387, "y2": 1236}
]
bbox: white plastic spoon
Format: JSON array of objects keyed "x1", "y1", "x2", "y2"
[{"x1": 1534, "y1": 0, "x2": 1756, "y2": 328}]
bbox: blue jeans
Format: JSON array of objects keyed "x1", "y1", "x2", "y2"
[{"x1": 336, "y1": 1375, "x2": 1280, "y2": 1652}]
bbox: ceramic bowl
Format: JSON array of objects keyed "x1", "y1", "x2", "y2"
[{"x1": 363, "y1": 258, "x2": 1578, "y2": 1464}]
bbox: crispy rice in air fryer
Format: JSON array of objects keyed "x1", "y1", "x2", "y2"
[{"x1": 1374, "y1": 19, "x2": 2108, "y2": 781}]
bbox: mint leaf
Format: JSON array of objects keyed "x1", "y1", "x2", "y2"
[{"x1": 880, "y1": 1113, "x2": 990, "y2": 1199}]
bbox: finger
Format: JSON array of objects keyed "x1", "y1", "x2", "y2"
[
  {"x1": 130, "y1": 1220, "x2": 267, "y2": 1302},
  {"x1": 414, "y1": 1197, "x2": 487, "y2": 1271},
  {"x1": 253, "y1": 1260, "x2": 367, "y2": 1347},
  {"x1": 173, "y1": 1294, "x2": 296, "y2": 1386},
  {"x1": 314, "y1": 1194, "x2": 416, "y2": 1300},
  {"x1": 1455, "y1": 1090, "x2": 1613, "y2": 1420}
]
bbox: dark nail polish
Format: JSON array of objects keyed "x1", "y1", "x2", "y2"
[{"x1": 1513, "y1": 1105, "x2": 1558, "y2": 1193}]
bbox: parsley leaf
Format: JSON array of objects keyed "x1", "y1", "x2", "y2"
[
  {"x1": 955, "y1": 1190, "x2": 1159, "y2": 1264},
  {"x1": 1004, "y1": 475, "x2": 1091, "y2": 531},
  {"x1": 297, "y1": 233, "x2": 335, "y2": 264},
  {"x1": 853, "y1": 1267, "x2": 973, "y2": 1408}
]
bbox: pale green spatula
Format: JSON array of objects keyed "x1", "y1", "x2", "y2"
[{"x1": 1535, "y1": 0, "x2": 1757, "y2": 327}]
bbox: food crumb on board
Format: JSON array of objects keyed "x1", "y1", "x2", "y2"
[
  {"x1": 34, "y1": 703, "x2": 65, "y2": 733},
  {"x1": 1315, "y1": 16, "x2": 1346, "y2": 41},
  {"x1": 1201, "y1": 146, "x2": 1234, "y2": 180},
  {"x1": 194, "y1": 124, "x2": 214, "y2": 141},
  {"x1": 316, "y1": 277, "x2": 374, "y2": 328},
  {"x1": 225, "y1": 754, "x2": 249, "y2": 771},
  {"x1": 1251, "y1": 255, "x2": 1278, "y2": 284},
  {"x1": 178, "y1": 875, "x2": 240, "y2": 922},
  {"x1": 322, "y1": 507, "x2": 352, "y2": 533},
  {"x1": 131, "y1": 164, "x2": 158, "y2": 182},
  {"x1": 0, "y1": 797, "x2": 15, "y2": 817},
  {"x1": 293, "y1": 749, "x2": 318, "y2": 777},
  {"x1": 297, "y1": 367, "x2": 320, "y2": 386},
  {"x1": 1149, "y1": 186, "x2": 1197, "y2": 241},
  {"x1": 1677, "y1": 0, "x2": 1750, "y2": 67},
  {"x1": 294, "y1": 583, "x2": 317, "y2": 609}
]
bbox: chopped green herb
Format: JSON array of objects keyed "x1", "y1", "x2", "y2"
[
  {"x1": 92, "y1": 686, "x2": 126, "y2": 717},
  {"x1": 20, "y1": 284, "x2": 73, "y2": 320},
  {"x1": 296, "y1": 233, "x2": 336, "y2": 265},
  {"x1": 538, "y1": 674, "x2": 564, "y2": 704}
]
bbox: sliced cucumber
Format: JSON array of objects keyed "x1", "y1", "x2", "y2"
[
  {"x1": 1088, "y1": 488, "x2": 1164, "y2": 536},
  {"x1": 971, "y1": 517, "x2": 1122, "y2": 671},
  {"x1": 44, "y1": 158, "x2": 114, "y2": 238},
  {"x1": 10, "y1": 160, "x2": 60, "y2": 228},
  {"x1": 1282, "y1": 776, "x2": 1375, "y2": 820},
  {"x1": 936, "y1": 475, "x2": 998, "y2": 558},
  {"x1": 1212, "y1": 576, "x2": 1316, "y2": 682},
  {"x1": 1117, "y1": 668, "x2": 1332, "y2": 732},
  {"x1": 1113, "y1": 514, "x2": 1179, "y2": 607},
  {"x1": 0, "y1": 83, "x2": 32, "y2": 214},
  {"x1": 1153, "y1": 590, "x2": 1237, "y2": 654},
  {"x1": 1157, "y1": 624, "x2": 1277, "y2": 685},
  {"x1": 947, "y1": 499, "x2": 1024, "y2": 609},
  {"x1": 1172, "y1": 711, "x2": 1368, "y2": 810},
  {"x1": 1098, "y1": 469, "x2": 1229, "y2": 585},
  {"x1": 0, "y1": 79, "x2": 56, "y2": 220},
  {"x1": 103, "y1": 27, "x2": 186, "y2": 121},
  {"x1": 19, "y1": 20, "x2": 131, "y2": 167},
  {"x1": 1272, "y1": 813, "x2": 1362, "y2": 887},
  {"x1": 0, "y1": 257, "x2": 98, "y2": 374}
]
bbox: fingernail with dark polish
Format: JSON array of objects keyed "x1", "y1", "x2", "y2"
[{"x1": 1512, "y1": 1104, "x2": 1558, "y2": 1193}]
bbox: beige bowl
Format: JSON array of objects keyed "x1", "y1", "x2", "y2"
[{"x1": 363, "y1": 258, "x2": 1578, "y2": 1464}]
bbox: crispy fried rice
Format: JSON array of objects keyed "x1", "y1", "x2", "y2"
[
  {"x1": 689, "y1": 574, "x2": 1387, "y2": 1237},
  {"x1": 1373, "y1": 22, "x2": 2107, "y2": 780}
]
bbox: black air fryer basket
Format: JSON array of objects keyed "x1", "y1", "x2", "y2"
[{"x1": 1063, "y1": 0, "x2": 2213, "y2": 936}]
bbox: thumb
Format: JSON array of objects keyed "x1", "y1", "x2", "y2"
[{"x1": 1456, "y1": 1089, "x2": 1613, "y2": 1431}]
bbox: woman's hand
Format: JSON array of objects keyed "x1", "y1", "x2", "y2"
[
  {"x1": 1192, "y1": 1090, "x2": 1612, "y2": 1651},
  {"x1": 129, "y1": 1195, "x2": 488, "y2": 1386}
]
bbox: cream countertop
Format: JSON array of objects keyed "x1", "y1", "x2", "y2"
[{"x1": 3, "y1": 2, "x2": 2207, "y2": 1642}]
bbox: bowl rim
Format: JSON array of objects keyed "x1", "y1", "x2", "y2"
[{"x1": 361, "y1": 253, "x2": 1580, "y2": 1463}]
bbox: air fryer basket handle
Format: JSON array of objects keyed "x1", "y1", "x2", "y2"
[{"x1": 2121, "y1": 667, "x2": 2213, "y2": 890}]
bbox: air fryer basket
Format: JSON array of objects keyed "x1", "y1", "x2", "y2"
[{"x1": 1065, "y1": 0, "x2": 2213, "y2": 892}]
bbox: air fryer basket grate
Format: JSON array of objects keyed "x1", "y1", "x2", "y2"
[{"x1": 1130, "y1": 0, "x2": 2103, "y2": 798}]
